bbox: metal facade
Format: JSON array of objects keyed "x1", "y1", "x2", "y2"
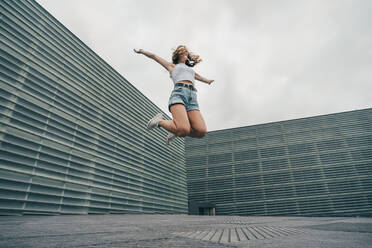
[
  {"x1": 186, "y1": 109, "x2": 372, "y2": 216},
  {"x1": 0, "y1": 0, "x2": 187, "y2": 215}
]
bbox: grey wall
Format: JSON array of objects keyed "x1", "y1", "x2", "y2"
[
  {"x1": 0, "y1": 0, "x2": 187, "y2": 215},
  {"x1": 186, "y1": 108, "x2": 372, "y2": 217}
]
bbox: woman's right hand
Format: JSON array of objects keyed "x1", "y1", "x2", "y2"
[
  {"x1": 133, "y1": 48, "x2": 144, "y2": 54},
  {"x1": 207, "y1": 79, "x2": 214, "y2": 85}
]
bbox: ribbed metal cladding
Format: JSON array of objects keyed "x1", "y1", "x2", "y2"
[
  {"x1": 0, "y1": 0, "x2": 187, "y2": 215},
  {"x1": 186, "y1": 108, "x2": 372, "y2": 216}
]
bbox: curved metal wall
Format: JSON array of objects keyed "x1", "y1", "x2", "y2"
[
  {"x1": 0, "y1": 0, "x2": 187, "y2": 215},
  {"x1": 186, "y1": 109, "x2": 372, "y2": 216}
]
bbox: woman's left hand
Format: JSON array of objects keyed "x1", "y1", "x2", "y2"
[
  {"x1": 133, "y1": 48, "x2": 144, "y2": 54},
  {"x1": 207, "y1": 79, "x2": 214, "y2": 85}
]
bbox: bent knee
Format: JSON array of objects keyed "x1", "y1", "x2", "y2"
[
  {"x1": 176, "y1": 127, "x2": 190, "y2": 137},
  {"x1": 200, "y1": 130, "x2": 207, "y2": 138},
  {"x1": 198, "y1": 130, "x2": 207, "y2": 138},
  {"x1": 194, "y1": 129, "x2": 207, "y2": 138}
]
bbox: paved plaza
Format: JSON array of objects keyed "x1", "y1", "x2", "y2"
[{"x1": 0, "y1": 214, "x2": 371, "y2": 248}]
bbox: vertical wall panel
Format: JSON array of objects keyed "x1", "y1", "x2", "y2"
[
  {"x1": 0, "y1": 0, "x2": 187, "y2": 215},
  {"x1": 186, "y1": 108, "x2": 372, "y2": 217}
]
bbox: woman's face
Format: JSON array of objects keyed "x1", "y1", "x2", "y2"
[{"x1": 178, "y1": 50, "x2": 189, "y2": 63}]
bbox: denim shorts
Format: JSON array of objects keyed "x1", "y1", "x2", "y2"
[{"x1": 168, "y1": 86, "x2": 199, "y2": 112}]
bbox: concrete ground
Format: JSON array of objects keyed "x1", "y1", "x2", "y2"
[{"x1": 0, "y1": 214, "x2": 371, "y2": 248}]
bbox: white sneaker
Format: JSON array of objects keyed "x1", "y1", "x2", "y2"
[
  {"x1": 147, "y1": 113, "x2": 163, "y2": 130},
  {"x1": 166, "y1": 133, "x2": 176, "y2": 145}
]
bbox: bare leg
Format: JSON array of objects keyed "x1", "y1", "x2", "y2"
[
  {"x1": 187, "y1": 110, "x2": 207, "y2": 138},
  {"x1": 158, "y1": 120, "x2": 177, "y2": 133},
  {"x1": 158, "y1": 104, "x2": 191, "y2": 137}
]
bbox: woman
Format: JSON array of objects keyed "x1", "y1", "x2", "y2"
[{"x1": 134, "y1": 45, "x2": 214, "y2": 145}]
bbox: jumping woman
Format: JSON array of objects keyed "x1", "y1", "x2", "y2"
[{"x1": 134, "y1": 45, "x2": 214, "y2": 145}]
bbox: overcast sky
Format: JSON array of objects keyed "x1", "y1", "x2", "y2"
[{"x1": 37, "y1": 0, "x2": 372, "y2": 131}]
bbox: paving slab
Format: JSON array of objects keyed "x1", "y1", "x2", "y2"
[{"x1": 0, "y1": 214, "x2": 371, "y2": 247}]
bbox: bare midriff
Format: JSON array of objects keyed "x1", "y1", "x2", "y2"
[{"x1": 177, "y1": 80, "x2": 193, "y2": 85}]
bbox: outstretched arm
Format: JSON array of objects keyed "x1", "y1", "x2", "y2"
[
  {"x1": 195, "y1": 72, "x2": 214, "y2": 85},
  {"x1": 134, "y1": 48, "x2": 174, "y2": 72}
]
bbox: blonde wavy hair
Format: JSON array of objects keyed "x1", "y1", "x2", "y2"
[{"x1": 172, "y1": 45, "x2": 202, "y2": 67}]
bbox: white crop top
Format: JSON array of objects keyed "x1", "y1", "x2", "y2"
[{"x1": 171, "y1": 63, "x2": 195, "y2": 84}]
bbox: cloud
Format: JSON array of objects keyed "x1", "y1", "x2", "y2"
[{"x1": 37, "y1": 0, "x2": 372, "y2": 131}]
